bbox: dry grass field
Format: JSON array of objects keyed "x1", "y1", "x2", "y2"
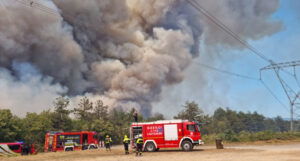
[{"x1": 1, "y1": 143, "x2": 300, "y2": 161}]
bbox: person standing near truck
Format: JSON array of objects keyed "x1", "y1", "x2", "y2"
[
  {"x1": 123, "y1": 135, "x2": 130, "y2": 154},
  {"x1": 135, "y1": 135, "x2": 144, "y2": 156},
  {"x1": 104, "y1": 135, "x2": 112, "y2": 151}
]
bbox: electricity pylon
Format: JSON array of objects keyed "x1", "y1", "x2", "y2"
[{"x1": 261, "y1": 60, "x2": 300, "y2": 131}]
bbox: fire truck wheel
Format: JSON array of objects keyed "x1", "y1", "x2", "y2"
[
  {"x1": 82, "y1": 145, "x2": 89, "y2": 150},
  {"x1": 145, "y1": 142, "x2": 156, "y2": 152},
  {"x1": 89, "y1": 145, "x2": 97, "y2": 149},
  {"x1": 65, "y1": 147, "x2": 74, "y2": 151},
  {"x1": 181, "y1": 141, "x2": 193, "y2": 151}
]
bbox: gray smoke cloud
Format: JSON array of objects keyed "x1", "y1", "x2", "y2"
[
  {"x1": 0, "y1": 0, "x2": 281, "y2": 116},
  {"x1": 0, "y1": 62, "x2": 66, "y2": 116}
]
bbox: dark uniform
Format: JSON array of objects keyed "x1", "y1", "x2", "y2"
[
  {"x1": 123, "y1": 135, "x2": 130, "y2": 154},
  {"x1": 21, "y1": 144, "x2": 30, "y2": 155},
  {"x1": 104, "y1": 135, "x2": 112, "y2": 151},
  {"x1": 136, "y1": 137, "x2": 144, "y2": 156}
]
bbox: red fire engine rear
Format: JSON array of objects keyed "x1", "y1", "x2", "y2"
[
  {"x1": 0, "y1": 142, "x2": 36, "y2": 155},
  {"x1": 130, "y1": 120, "x2": 203, "y2": 152},
  {"x1": 44, "y1": 131, "x2": 98, "y2": 152}
]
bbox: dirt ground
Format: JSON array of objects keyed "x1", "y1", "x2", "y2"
[{"x1": 1, "y1": 142, "x2": 300, "y2": 161}]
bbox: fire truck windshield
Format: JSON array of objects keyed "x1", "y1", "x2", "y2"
[
  {"x1": 195, "y1": 125, "x2": 200, "y2": 132},
  {"x1": 57, "y1": 135, "x2": 80, "y2": 147},
  {"x1": 187, "y1": 124, "x2": 201, "y2": 132},
  {"x1": 8, "y1": 144, "x2": 21, "y2": 150},
  {"x1": 187, "y1": 125, "x2": 196, "y2": 132}
]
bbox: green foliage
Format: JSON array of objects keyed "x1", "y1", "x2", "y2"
[
  {"x1": 0, "y1": 109, "x2": 22, "y2": 142},
  {"x1": 203, "y1": 131, "x2": 300, "y2": 144},
  {"x1": 52, "y1": 96, "x2": 72, "y2": 131},
  {"x1": 205, "y1": 108, "x2": 288, "y2": 135},
  {"x1": 21, "y1": 111, "x2": 54, "y2": 151},
  {"x1": 174, "y1": 101, "x2": 204, "y2": 121},
  {"x1": 73, "y1": 97, "x2": 94, "y2": 121},
  {"x1": 2, "y1": 98, "x2": 300, "y2": 152},
  {"x1": 93, "y1": 100, "x2": 109, "y2": 120},
  {"x1": 146, "y1": 113, "x2": 165, "y2": 122},
  {"x1": 108, "y1": 109, "x2": 136, "y2": 142}
]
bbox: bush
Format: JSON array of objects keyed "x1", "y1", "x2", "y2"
[{"x1": 202, "y1": 131, "x2": 300, "y2": 144}]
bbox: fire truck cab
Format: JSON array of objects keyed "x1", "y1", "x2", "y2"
[
  {"x1": 44, "y1": 131, "x2": 98, "y2": 152},
  {"x1": 130, "y1": 120, "x2": 203, "y2": 152}
]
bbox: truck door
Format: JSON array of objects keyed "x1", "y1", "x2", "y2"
[
  {"x1": 48, "y1": 135, "x2": 53, "y2": 152},
  {"x1": 131, "y1": 126, "x2": 142, "y2": 147},
  {"x1": 164, "y1": 124, "x2": 178, "y2": 147}
]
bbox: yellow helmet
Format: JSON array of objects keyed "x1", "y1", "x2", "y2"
[
  {"x1": 106, "y1": 135, "x2": 109, "y2": 138},
  {"x1": 124, "y1": 135, "x2": 128, "y2": 138}
]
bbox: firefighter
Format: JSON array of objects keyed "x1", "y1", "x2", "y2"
[
  {"x1": 135, "y1": 135, "x2": 144, "y2": 156},
  {"x1": 30, "y1": 144, "x2": 36, "y2": 154},
  {"x1": 104, "y1": 135, "x2": 112, "y2": 151},
  {"x1": 21, "y1": 143, "x2": 30, "y2": 155},
  {"x1": 133, "y1": 111, "x2": 138, "y2": 122},
  {"x1": 123, "y1": 135, "x2": 130, "y2": 154},
  {"x1": 99, "y1": 135, "x2": 104, "y2": 148}
]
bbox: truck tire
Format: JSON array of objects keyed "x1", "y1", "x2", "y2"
[
  {"x1": 145, "y1": 142, "x2": 156, "y2": 152},
  {"x1": 181, "y1": 141, "x2": 193, "y2": 151},
  {"x1": 89, "y1": 145, "x2": 97, "y2": 149},
  {"x1": 82, "y1": 145, "x2": 88, "y2": 150},
  {"x1": 65, "y1": 147, "x2": 74, "y2": 151}
]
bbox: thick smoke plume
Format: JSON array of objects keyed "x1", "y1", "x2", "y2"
[{"x1": 0, "y1": 0, "x2": 281, "y2": 116}]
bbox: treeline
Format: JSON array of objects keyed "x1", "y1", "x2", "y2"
[
  {"x1": 0, "y1": 99, "x2": 299, "y2": 151},
  {"x1": 174, "y1": 101, "x2": 296, "y2": 134},
  {"x1": 0, "y1": 96, "x2": 162, "y2": 151},
  {"x1": 174, "y1": 101, "x2": 300, "y2": 142}
]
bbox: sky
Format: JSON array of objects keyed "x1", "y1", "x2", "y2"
[{"x1": 153, "y1": 0, "x2": 300, "y2": 119}]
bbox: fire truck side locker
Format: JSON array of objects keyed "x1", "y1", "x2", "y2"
[{"x1": 164, "y1": 124, "x2": 178, "y2": 141}]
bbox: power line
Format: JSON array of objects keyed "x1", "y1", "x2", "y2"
[
  {"x1": 187, "y1": 0, "x2": 296, "y2": 77},
  {"x1": 13, "y1": 0, "x2": 59, "y2": 16},
  {"x1": 293, "y1": 67, "x2": 300, "y2": 88},
  {"x1": 261, "y1": 60, "x2": 300, "y2": 70},
  {"x1": 260, "y1": 79, "x2": 289, "y2": 112},
  {"x1": 187, "y1": 0, "x2": 294, "y2": 116},
  {"x1": 12, "y1": 0, "x2": 104, "y2": 38},
  {"x1": 195, "y1": 61, "x2": 289, "y2": 112},
  {"x1": 186, "y1": 0, "x2": 273, "y2": 64},
  {"x1": 194, "y1": 62, "x2": 259, "y2": 81}
]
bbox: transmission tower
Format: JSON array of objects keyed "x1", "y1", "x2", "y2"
[{"x1": 261, "y1": 60, "x2": 300, "y2": 131}]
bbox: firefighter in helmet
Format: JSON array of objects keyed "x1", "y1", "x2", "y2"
[
  {"x1": 135, "y1": 134, "x2": 144, "y2": 156},
  {"x1": 104, "y1": 135, "x2": 112, "y2": 151},
  {"x1": 123, "y1": 135, "x2": 130, "y2": 154}
]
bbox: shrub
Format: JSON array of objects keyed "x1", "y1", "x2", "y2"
[{"x1": 202, "y1": 131, "x2": 300, "y2": 144}]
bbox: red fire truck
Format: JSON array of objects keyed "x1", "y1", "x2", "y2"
[
  {"x1": 0, "y1": 142, "x2": 36, "y2": 155},
  {"x1": 130, "y1": 120, "x2": 203, "y2": 152},
  {"x1": 44, "y1": 131, "x2": 98, "y2": 152}
]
